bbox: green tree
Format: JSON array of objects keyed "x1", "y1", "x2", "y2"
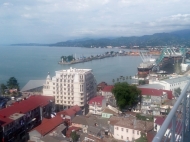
[
  {"x1": 174, "y1": 87, "x2": 181, "y2": 97},
  {"x1": 139, "y1": 80, "x2": 146, "y2": 85},
  {"x1": 7, "y1": 77, "x2": 20, "y2": 90},
  {"x1": 112, "y1": 82, "x2": 141, "y2": 110},
  {"x1": 70, "y1": 131, "x2": 79, "y2": 142},
  {"x1": 0, "y1": 83, "x2": 7, "y2": 95}
]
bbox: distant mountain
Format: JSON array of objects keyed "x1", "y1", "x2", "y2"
[
  {"x1": 50, "y1": 29, "x2": 190, "y2": 47},
  {"x1": 12, "y1": 29, "x2": 190, "y2": 47}
]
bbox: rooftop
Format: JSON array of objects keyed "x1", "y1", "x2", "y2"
[
  {"x1": 161, "y1": 76, "x2": 189, "y2": 84},
  {"x1": 33, "y1": 115, "x2": 64, "y2": 136},
  {"x1": 139, "y1": 88, "x2": 173, "y2": 99},
  {"x1": 88, "y1": 96, "x2": 105, "y2": 105},
  {"x1": 21, "y1": 80, "x2": 45, "y2": 92},
  {"x1": 109, "y1": 116, "x2": 153, "y2": 132},
  {"x1": 138, "y1": 84, "x2": 165, "y2": 90},
  {"x1": 56, "y1": 67, "x2": 92, "y2": 74},
  {"x1": 57, "y1": 105, "x2": 81, "y2": 117},
  {"x1": 0, "y1": 95, "x2": 54, "y2": 126},
  {"x1": 102, "y1": 85, "x2": 114, "y2": 92}
]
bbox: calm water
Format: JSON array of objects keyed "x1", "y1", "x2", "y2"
[{"x1": 0, "y1": 46, "x2": 142, "y2": 88}]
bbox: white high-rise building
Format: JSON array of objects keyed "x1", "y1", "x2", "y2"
[{"x1": 43, "y1": 67, "x2": 96, "y2": 111}]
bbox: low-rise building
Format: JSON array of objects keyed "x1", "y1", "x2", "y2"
[
  {"x1": 102, "y1": 108, "x2": 118, "y2": 118},
  {"x1": 139, "y1": 88, "x2": 173, "y2": 115},
  {"x1": 149, "y1": 76, "x2": 190, "y2": 93},
  {"x1": 0, "y1": 95, "x2": 54, "y2": 142},
  {"x1": 109, "y1": 116, "x2": 153, "y2": 141},
  {"x1": 88, "y1": 96, "x2": 106, "y2": 115},
  {"x1": 101, "y1": 85, "x2": 114, "y2": 101}
]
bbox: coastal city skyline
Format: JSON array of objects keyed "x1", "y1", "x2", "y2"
[{"x1": 1, "y1": 0, "x2": 190, "y2": 44}]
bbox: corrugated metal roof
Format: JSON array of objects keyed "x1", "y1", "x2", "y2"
[{"x1": 162, "y1": 76, "x2": 189, "y2": 84}]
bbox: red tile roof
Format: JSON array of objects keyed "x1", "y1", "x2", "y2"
[
  {"x1": 102, "y1": 85, "x2": 114, "y2": 92},
  {"x1": 34, "y1": 116, "x2": 64, "y2": 136},
  {"x1": 139, "y1": 88, "x2": 173, "y2": 99},
  {"x1": 0, "y1": 95, "x2": 54, "y2": 126},
  {"x1": 88, "y1": 96, "x2": 105, "y2": 106},
  {"x1": 57, "y1": 105, "x2": 81, "y2": 117}
]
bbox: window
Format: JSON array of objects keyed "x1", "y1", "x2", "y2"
[
  {"x1": 127, "y1": 137, "x2": 129, "y2": 140},
  {"x1": 121, "y1": 136, "x2": 123, "y2": 139},
  {"x1": 133, "y1": 130, "x2": 135, "y2": 134},
  {"x1": 126, "y1": 129, "x2": 128, "y2": 132},
  {"x1": 121, "y1": 128, "x2": 123, "y2": 131},
  {"x1": 137, "y1": 131, "x2": 139, "y2": 135}
]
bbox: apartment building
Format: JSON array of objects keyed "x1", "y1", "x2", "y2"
[
  {"x1": 109, "y1": 116, "x2": 153, "y2": 141},
  {"x1": 43, "y1": 67, "x2": 96, "y2": 112},
  {"x1": 0, "y1": 95, "x2": 54, "y2": 142}
]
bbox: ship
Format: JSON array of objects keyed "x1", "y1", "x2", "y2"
[{"x1": 137, "y1": 52, "x2": 156, "y2": 78}]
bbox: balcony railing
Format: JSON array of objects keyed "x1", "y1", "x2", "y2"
[{"x1": 153, "y1": 80, "x2": 190, "y2": 142}]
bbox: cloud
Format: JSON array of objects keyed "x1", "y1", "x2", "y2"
[{"x1": 0, "y1": 0, "x2": 190, "y2": 44}]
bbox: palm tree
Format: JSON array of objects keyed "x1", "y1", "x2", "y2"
[
  {"x1": 112, "y1": 79, "x2": 115, "y2": 84},
  {"x1": 117, "y1": 78, "x2": 119, "y2": 82},
  {"x1": 129, "y1": 76, "x2": 132, "y2": 84}
]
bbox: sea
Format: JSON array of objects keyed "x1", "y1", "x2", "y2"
[{"x1": 0, "y1": 46, "x2": 143, "y2": 88}]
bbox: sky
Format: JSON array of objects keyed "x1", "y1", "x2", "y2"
[{"x1": 0, "y1": 0, "x2": 190, "y2": 44}]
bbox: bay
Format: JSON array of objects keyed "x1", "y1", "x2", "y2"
[{"x1": 0, "y1": 46, "x2": 142, "y2": 88}]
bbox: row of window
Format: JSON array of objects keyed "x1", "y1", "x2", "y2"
[
  {"x1": 121, "y1": 136, "x2": 134, "y2": 141},
  {"x1": 53, "y1": 92, "x2": 74, "y2": 95},
  {"x1": 116, "y1": 127, "x2": 139, "y2": 135}
]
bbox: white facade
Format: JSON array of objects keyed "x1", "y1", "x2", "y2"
[
  {"x1": 150, "y1": 76, "x2": 189, "y2": 93},
  {"x1": 113, "y1": 125, "x2": 141, "y2": 141},
  {"x1": 43, "y1": 67, "x2": 96, "y2": 109},
  {"x1": 89, "y1": 99, "x2": 106, "y2": 115}
]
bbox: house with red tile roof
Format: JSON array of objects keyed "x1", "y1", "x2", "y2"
[
  {"x1": 57, "y1": 105, "x2": 82, "y2": 123},
  {"x1": 109, "y1": 116, "x2": 153, "y2": 141},
  {"x1": 0, "y1": 95, "x2": 54, "y2": 142},
  {"x1": 101, "y1": 85, "x2": 114, "y2": 101},
  {"x1": 88, "y1": 96, "x2": 106, "y2": 115},
  {"x1": 138, "y1": 88, "x2": 173, "y2": 115}
]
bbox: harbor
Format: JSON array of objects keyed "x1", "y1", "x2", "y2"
[{"x1": 58, "y1": 50, "x2": 161, "y2": 65}]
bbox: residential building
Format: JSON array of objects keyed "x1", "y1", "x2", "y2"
[
  {"x1": 139, "y1": 88, "x2": 173, "y2": 115},
  {"x1": 0, "y1": 95, "x2": 54, "y2": 142},
  {"x1": 29, "y1": 117, "x2": 67, "y2": 141},
  {"x1": 88, "y1": 96, "x2": 106, "y2": 115},
  {"x1": 101, "y1": 85, "x2": 114, "y2": 101},
  {"x1": 109, "y1": 116, "x2": 153, "y2": 141},
  {"x1": 102, "y1": 108, "x2": 118, "y2": 118},
  {"x1": 43, "y1": 67, "x2": 96, "y2": 112}
]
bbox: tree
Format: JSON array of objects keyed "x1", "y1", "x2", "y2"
[
  {"x1": 0, "y1": 83, "x2": 7, "y2": 95},
  {"x1": 112, "y1": 79, "x2": 115, "y2": 84},
  {"x1": 7, "y1": 77, "x2": 19, "y2": 90},
  {"x1": 174, "y1": 87, "x2": 181, "y2": 97},
  {"x1": 112, "y1": 82, "x2": 141, "y2": 110},
  {"x1": 70, "y1": 131, "x2": 79, "y2": 142}
]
